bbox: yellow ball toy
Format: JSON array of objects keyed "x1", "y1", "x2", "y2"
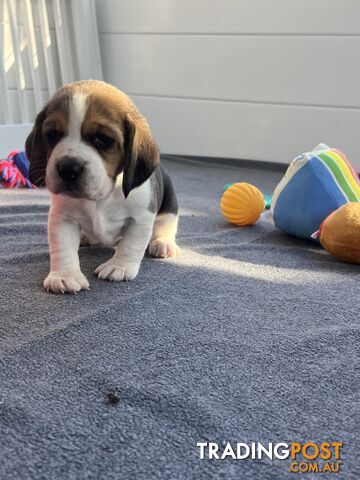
[{"x1": 220, "y1": 182, "x2": 265, "y2": 226}]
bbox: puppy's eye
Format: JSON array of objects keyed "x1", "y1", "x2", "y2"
[
  {"x1": 92, "y1": 132, "x2": 115, "y2": 150},
  {"x1": 45, "y1": 130, "x2": 63, "y2": 145}
]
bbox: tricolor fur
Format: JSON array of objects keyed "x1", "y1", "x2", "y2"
[{"x1": 26, "y1": 80, "x2": 179, "y2": 293}]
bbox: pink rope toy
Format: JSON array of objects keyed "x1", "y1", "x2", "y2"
[{"x1": 0, "y1": 151, "x2": 36, "y2": 188}]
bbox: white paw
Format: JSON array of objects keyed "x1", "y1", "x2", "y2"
[
  {"x1": 44, "y1": 270, "x2": 89, "y2": 294},
  {"x1": 94, "y1": 259, "x2": 140, "y2": 282},
  {"x1": 148, "y1": 239, "x2": 180, "y2": 258}
]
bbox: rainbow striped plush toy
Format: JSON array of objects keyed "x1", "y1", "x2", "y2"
[{"x1": 271, "y1": 144, "x2": 360, "y2": 263}]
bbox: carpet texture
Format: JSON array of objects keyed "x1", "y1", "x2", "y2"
[{"x1": 0, "y1": 157, "x2": 358, "y2": 479}]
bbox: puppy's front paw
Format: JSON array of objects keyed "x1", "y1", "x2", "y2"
[
  {"x1": 94, "y1": 260, "x2": 140, "y2": 282},
  {"x1": 44, "y1": 270, "x2": 89, "y2": 294},
  {"x1": 148, "y1": 239, "x2": 180, "y2": 258}
]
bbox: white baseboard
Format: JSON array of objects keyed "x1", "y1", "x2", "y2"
[{"x1": 0, "y1": 124, "x2": 32, "y2": 158}]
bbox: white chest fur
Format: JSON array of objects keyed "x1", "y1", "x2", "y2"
[
  {"x1": 51, "y1": 177, "x2": 154, "y2": 247},
  {"x1": 85, "y1": 200, "x2": 129, "y2": 246}
]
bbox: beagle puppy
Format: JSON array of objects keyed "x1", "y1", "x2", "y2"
[{"x1": 26, "y1": 80, "x2": 179, "y2": 294}]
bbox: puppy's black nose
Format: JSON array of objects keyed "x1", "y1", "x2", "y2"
[{"x1": 56, "y1": 157, "x2": 84, "y2": 183}]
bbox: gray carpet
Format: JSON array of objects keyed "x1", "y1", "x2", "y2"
[{"x1": 0, "y1": 157, "x2": 358, "y2": 479}]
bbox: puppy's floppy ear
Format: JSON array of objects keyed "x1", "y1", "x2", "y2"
[
  {"x1": 122, "y1": 114, "x2": 160, "y2": 198},
  {"x1": 25, "y1": 106, "x2": 48, "y2": 187}
]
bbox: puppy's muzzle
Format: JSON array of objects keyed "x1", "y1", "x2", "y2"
[{"x1": 56, "y1": 157, "x2": 84, "y2": 187}]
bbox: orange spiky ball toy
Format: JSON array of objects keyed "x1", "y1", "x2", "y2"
[{"x1": 220, "y1": 183, "x2": 265, "y2": 226}]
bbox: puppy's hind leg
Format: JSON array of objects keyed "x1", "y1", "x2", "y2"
[{"x1": 148, "y1": 213, "x2": 180, "y2": 258}]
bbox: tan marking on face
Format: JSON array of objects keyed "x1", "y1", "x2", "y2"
[
  {"x1": 55, "y1": 81, "x2": 143, "y2": 179},
  {"x1": 76, "y1": 81, "x2": 147, "y2": 179},
  {"x1": 43, "y1": 114, "x2": 68, "y2": 140},
  {"x1": 81, "y1": 105, "x2": 124, "y2": 178},
  {"x1": 42, "y1": 92, "x2": 71, "y2": 155}
]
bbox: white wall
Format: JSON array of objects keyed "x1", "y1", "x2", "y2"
[{"x1": 96, "y1": 0, "x2": 360, "y2": 168}]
